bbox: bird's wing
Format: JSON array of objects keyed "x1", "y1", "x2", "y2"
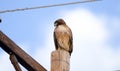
[
  {"x1": 54, "y1": 31, "x2": 58, "y2": 50},
  {"x1": 68, "y1": 28, "x2": 73, "y2": 55}
]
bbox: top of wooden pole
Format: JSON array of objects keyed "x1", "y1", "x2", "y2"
[{"x1": 51, "y1": 50, "x2": 70, "y2": 71}]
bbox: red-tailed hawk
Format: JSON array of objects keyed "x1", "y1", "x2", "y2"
[{"x1": 54, "y1": 19, "x2": 73, "y2": 56}]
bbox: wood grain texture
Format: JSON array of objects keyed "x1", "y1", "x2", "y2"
[
  {"x1": 51, "y1": 50, "x2": 70, "y2": 71},
  {"x1": 10, "y1": 53, "x2": 22, "y2": 71}
]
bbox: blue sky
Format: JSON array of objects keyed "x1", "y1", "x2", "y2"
[{"x1": 0, "y1": 0, "x2": 120, "y2": 71}]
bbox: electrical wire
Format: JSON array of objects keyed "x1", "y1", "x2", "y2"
[{"x1": 0, "y1": 0, "x2": 100, "y2": 14}]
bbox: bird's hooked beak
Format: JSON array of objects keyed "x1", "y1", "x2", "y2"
[{"x1": 54, "y1": 23, "x2": 58, "y2": 27}]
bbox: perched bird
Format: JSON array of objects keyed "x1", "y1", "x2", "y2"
[{"x1": 53, "y1": 19, "x2": 73, "y2": 56}]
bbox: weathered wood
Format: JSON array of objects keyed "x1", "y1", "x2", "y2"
[
  {"x1": 0, "y1": 30, "x2": 47, "y2": 71},
  {"x1": 10, "y1": 53, "x2": 22, "y2": 71},
  {"x1": 51, "y1": 50, "x2": 70, "y2": 71}
]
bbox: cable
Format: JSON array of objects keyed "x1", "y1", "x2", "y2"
[{"x1": 0, "y1": 0, "x2": 100, "y2": 14}]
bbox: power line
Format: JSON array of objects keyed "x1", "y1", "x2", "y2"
[{"x1": 0, "y1": 0, "x2": 100, "y2": 14}]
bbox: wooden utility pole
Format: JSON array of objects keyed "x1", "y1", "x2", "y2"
[
  {"x1": 0, "y1": 30, "x2": 47, "y2": 71},
  {"x1": 51, "y1": 50, "x2": 70, "y2": 71},
  {"x1": 10, "y1": 53, "x2": 22, "y2": 71}
]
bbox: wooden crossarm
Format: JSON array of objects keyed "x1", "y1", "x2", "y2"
[
  {"x1": 10, "y1": 53, "x2": 22, "y2": 71},
  {"x1": 0, "y1": 30, "x2": 47, "y2": 71}
]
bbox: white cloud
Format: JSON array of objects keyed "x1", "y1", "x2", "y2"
[
  {"x1": 60, "y1": 8, "x2": 120, "y2": 71},
  {"x1": 62, "y1": 9, "x2": 109, "y2": 43}
]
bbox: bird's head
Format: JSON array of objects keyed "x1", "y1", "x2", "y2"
[{"x1": 54, "y1": 19, "x2": 66, "y2": 27}]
